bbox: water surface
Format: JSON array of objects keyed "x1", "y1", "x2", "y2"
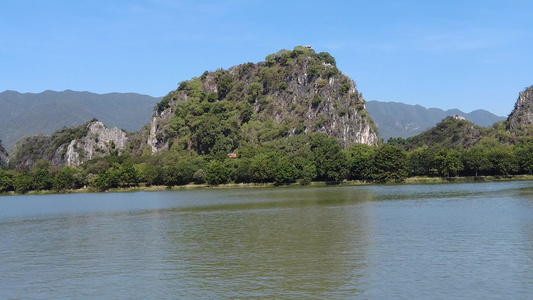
[{"x1": 1, "y1": 182, "x2": 532, "y2": 298}]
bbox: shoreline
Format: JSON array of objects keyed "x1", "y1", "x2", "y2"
[{"x1": 2, "y1": 175, "x2": 533, "y2": 197}]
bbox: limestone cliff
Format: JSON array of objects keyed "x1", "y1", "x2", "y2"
[
  {"x1": 0, "y1": 141, "x2": 8, "y2": 166},
  {"x1": 507, "y1": 85, "x2": 533, "y2": 135},
  {"x1": 146, "y1": 46, "x2": 379, "y2": 154},
  {"x1": 9, "y1": 120, "x2": 128, "y2": 167},
  {"x1": 63, "y1": 121, "x2": 128, "y2": 166}
]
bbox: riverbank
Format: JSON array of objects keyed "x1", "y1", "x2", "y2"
[{"x1": 2, "y1": 174, "x2": 533, "y2": 196}]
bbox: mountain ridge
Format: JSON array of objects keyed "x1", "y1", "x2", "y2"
[
  {"x1": 366, "y1": 100, "x2": 505, "y2": 141},
  {"x1": 0, "y1": 89, "x2": 506, "y2": 150},
  {"x1": 0, "y1": 90, "x2": 161, "y2": 149}
]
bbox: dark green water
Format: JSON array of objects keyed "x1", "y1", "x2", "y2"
[{"x1": 1, "y1": 181, "x2": 532, "y2": 299}]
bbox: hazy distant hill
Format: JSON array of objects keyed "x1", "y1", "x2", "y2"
[
  {"x1": 0, "y1": 90, "x2": 161, "y2": 149},
  {"x1": 366, "y1": 100, "x2": 505, "y2": 141}
]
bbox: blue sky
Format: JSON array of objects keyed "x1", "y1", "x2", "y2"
[{"x1": 1, "y1": 0, "x2": 532, "y2": 116}]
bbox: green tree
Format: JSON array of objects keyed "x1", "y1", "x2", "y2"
[
  {"x1": 249, "y1": 154, "x2": 274, "y2": 183},
  {"x1": 163, "y1": 164, "x2": 180, "y2": 186},
  {"x1": 435, "y1": 149, "x2": 463, "y2": 178},
  {"x1": 310, "y1": 134, "x2": 348, "y2": 181},
  {"x1": 247, "y1": 82, "x2": 263, "y2": 103},
  {"x1": 273, "y1": 157, "x2": 298, "y2": 184},
  {"x1": 374, "y1": 145, "x2": 408, "y2": 182},
  {"x1": 136, "y1": 163, "x2": 163, "y2": 186},
  {"x1": 194, "y1": 115, "x2": 225, "y2": 155},
  {"x1": 13, "y1": 173, "x2": 33, "y2": 194},
  {"x1": 205, "y1": 161, "x2": 229, "y2": 185},
  {"x1": 515, "y1": 142, "x2": 533, "y2": 174},
  {"x1": 119, "y1": 162, "x2": 138, "y2": 187},
  {"x1": 407, "y1": 146, "x2": 437, "y2": 176},
  {"x1": 53, "y1": 167, "x2": 77, "y2": 191},
  {"x1": 346, "y1": 144, "x2": 376, "y2": 180},
  {"x1": 488, "y1": 147, "x2": 518, "y2": 176},
  {"x1": 463, "y1": 146, "x2": 491, "y2": 177},
  {"x1": 0, "y1": 170, "x2": 14, "y2": 193},
  {"x1": 31, "y1": 168, "x2": 53, "y2": 190},
  {"x1": 234, "y1": 158, "x2": 251, "y2": 183},
  {"x1": 193, "y1": 169, "x2": 206, "y2": 184},
  {"x1": 296, "y1": 159, "x2": 316, "y2": 185},
  {"x1": 217, "y1": 72, "x2": 233, "y2": 99},
  {"x1": 92, "y1": 168, "x2": 120, "y2": 191},
  {"x1": 318, "y1": 52, "x2": 336, "y2": 66}
]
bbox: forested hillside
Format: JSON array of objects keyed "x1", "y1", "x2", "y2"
[{"x1": 142, "y1": 45, "x2": 378, "y2": 156}]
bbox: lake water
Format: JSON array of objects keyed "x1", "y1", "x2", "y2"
[{"x1": 1, "y1": 181, "x2": 532, "y2": 299}]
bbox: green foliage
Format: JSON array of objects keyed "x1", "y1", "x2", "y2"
[
  {"x1": 216, "y1": 71, "x2": 233, "y2": 99},
  {"x1": 273, "y1": 157, "x2": 298, "y2": 184},
  {"x1": 154, "y1": 93, "x2": 172, "y2": 111},
  {"x1": 31, "y1": 168, "x2": 53, "y2": 191},
  {"x1": 318, "y1": 52, "x2": 336, "y2": 66},
  {"x1": 434, "y1": 149, "x2": 463, "y2": 178},
  {"x1": 193, "y1": 169, "x2": 206, "y2": 184},
  {"x1": 373, "y1": 145, "x2": 408, "y2": 182},
  {"x1": 346, "y1": 144, "x2": 376, "y2": 180},
  {"x1": 92, "y1": 167, "x2": 120, "y2": 191},
  {"x1": 407, "y1": 146, "x2": 437, "y2": 176},
  {"x1": 53, "y1": 167, "x2": 78, "y2": 191},
  {"x1": 0, "y1": 170, "x2": 14, "y2": 192},
  {"x1": 487, "y1": 146, "x2": 518, "y2": 176},
  {"x1": 247, "y1": 82, "x2": 263, "y2": 103},
  {"x1": 515, "y1": 142, "x2": 533, "y2": 174},
  {"x1": 249, "y1": 154, "x2": 274, "y2": 183},
  {"x1": 463, "y1": 145, "x2": 492, "y2": 177},
  {"x1": 163, "y1": 160, "x2": 195, "y2": 186},
  {"x1": 13, "y1": 173, "x2": 33, "y2": 194},
  {"x1": 387, "y1": 137, "x2": 408, "y2": 146},
  {"x1": 339, "y1": 79, "x2": 351, "y2": 95},
  {"x1": 310, "y1": 134, "x2": 348, "y2": 181},
  {"x1": 299, "y1": 161, "x2": 317, "y2": 185},
  {"x1": 136, "y1": 163, "x2": 163, "y2": 186},
  {"x1": 312, "y1": 93, "x2": 322, "y2": 108},
  {"x1": 205, "y1": 161, "x2": 229, "y2": 185},
  {"x1": 406, "y1": 116, "x2": 483, "y2": 150},
  {"x1": 307, "y1": 64, "x2": 320, "y2": 80}
]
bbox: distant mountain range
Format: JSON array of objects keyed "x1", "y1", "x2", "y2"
[
  {"x1": 0, "y1": 90, "x2": 505, "y2": 149},
  {"x1": 366, "y1": 101, "x2": 505, "y2": 141},
  {"x1": 0, "y1": 90, "x2": 161, "y2": 149}
]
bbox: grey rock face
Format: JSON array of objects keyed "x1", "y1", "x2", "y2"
[
  {"x1": 64, "y1": 121, "x2": 128, "y2": 166},
  {"x1": 508, "y1": 85, "x2": 533, "y2": 134},
  {"x1": 9, "y1": 120, "x2": 128, "y2": 168},
  {"x1": 0, "y1": 142, "x2": 8, "y2": 165}
]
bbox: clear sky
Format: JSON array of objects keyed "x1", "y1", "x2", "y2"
[{"x1": 2, "y1": 0, "x2": 532, "y2": 116}]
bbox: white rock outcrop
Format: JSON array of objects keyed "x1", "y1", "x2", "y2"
[{"x1": 64, "y1": 121, "x2": 128, "y2": 166}]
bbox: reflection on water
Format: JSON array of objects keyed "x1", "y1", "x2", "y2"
[
  {"x1": 1, "y1": 182, "x2": 533, "y2": 298},
  {"x1": 168, "y1": 196, "x2": 372, "y2": 297}
]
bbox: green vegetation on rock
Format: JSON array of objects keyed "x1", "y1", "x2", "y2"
[{"x1": 3, "y1": 52, "x2": 533, "y2": 195}]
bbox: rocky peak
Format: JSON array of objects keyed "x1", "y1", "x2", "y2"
[
  {"x1": 64, "y1": 121, "x2": 128, "y2": 166},
  {"x1": 147, "y1": 46, "x2": 379, "y2": 154},
  {"x1": 508, "y1": 85, "x2": 533, "y2": 135},
  {"x1": 9, "y1": 120, "x2": 128, "y2": 168}
]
